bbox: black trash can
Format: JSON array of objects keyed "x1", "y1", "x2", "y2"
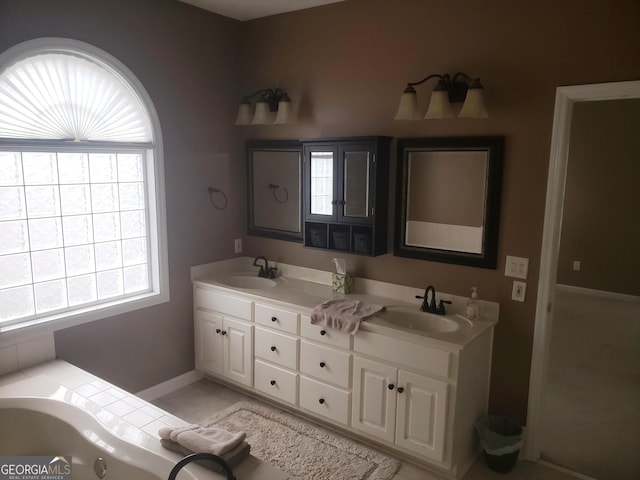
[{"x1": 475, "y1": 415, "x2": 523, "y2": 473}]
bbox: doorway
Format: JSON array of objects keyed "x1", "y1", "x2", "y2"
[{"x1": 525, "y1": 81, "x2": 640, "y2": 478}]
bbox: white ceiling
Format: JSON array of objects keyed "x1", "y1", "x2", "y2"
[{"x1": 177, "y1": 0, "x2": 347, "y2": 21}]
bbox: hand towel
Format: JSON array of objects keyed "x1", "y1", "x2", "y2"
[
  {"x1": 310, "y1": 298, "x2": 384, "y2": 334},
  {"x1": 158, "y1": 424, "x2": 246, "y2": 456},
  {"x1": 160, "y1": 438, "x2": 251, "y2": 467}
]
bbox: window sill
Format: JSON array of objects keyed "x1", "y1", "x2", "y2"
[{"x1": 0, "y1": 290, "x2": 170, "y2": 348}]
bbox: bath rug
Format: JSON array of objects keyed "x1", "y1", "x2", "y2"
[{"x1": 201, "y1": 400, "x2": 401, "y2": 480}]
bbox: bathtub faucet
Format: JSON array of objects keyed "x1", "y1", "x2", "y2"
[{"x1": 167, "y1": 453, "x2": 235, "y2": 480}]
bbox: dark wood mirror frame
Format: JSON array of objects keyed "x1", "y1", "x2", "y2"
[
  {"x1": 394, "y1": 136, "x2": 504, "y2": 269},
  {"x1": 247, "y1": 140, "x2": 303, "y2": 242}
]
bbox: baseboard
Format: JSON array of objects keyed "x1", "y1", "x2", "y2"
[
  {"x1": 135, "y1": 369, "x2": 203, "y2": 401},
  {"x1": 537, "y1": 460, "x2": 598, "y2": 480},
  {"x1": 556, "y1": 284, "x2": 640, "y2": 303}
]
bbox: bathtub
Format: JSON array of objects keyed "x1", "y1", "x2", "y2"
[
  {"x1": 0, "y1": 396, "x2": 201, "y2": 480},
  {"x1": 0, "y1": 363, "x2": 289, "y2": 480}
]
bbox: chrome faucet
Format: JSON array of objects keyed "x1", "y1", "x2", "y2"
[
  {"x1": 416, "y1": 285, "x2": 452, "y2": 315},
  {"x1": 167, "y1": 453, "x2": 235, "y2": 480},
  {"x1": 253, "y1": 255, "x2": 278, "y2": 279}
]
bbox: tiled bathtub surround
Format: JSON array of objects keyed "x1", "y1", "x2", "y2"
[
  {"x1": 0, "y1": 333, "x2": 56, "y2": 375},
  {"x1": 0, "y1": 359, "x2": 292, "y2": 480}
]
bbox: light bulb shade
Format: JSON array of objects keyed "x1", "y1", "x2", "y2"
[
  {"x1": 424, "y1": 89, "x2": 454, "y2": 119},
  {"x1": 251, "y1": 101, "x2": 274, "y2": 125},
  {"x1": 234, "y1": 102, "x2": 253, "y2": 125},
  {"x1": 274, "y1": 97, "x2": 293, "y2": 124},
  {"x1": 394, "y1": 88, "x2": 419, "y2": 120},
  {"x1": 459, "y1": 86, "x2": 489, "y2": 118}
]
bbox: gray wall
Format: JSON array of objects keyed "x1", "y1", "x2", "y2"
[
  {"x1": 0, "y1": 0, "x2": 244, "y2": 392},
  {"x1": 557, "y1": 99, "x2": 640, "y2": 296}
]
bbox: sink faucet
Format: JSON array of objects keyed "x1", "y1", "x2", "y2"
[
  {"x1": 253, "y1": 255, "x2": 278, "y2": 279},
  {"x1": 415, "y1": 285, "x2": 452, "y2": 315},
  {"x1": 167, "y1": 453, "x2": 235, "y2": 480}
]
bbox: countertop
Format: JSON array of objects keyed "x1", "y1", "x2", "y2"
[{"x1": 192, "y1": 258, "x2": 499, "y2": 351}]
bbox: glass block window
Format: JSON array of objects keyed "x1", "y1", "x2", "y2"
[{"x1": 0, "y1": 38, "x2": 167, "y2": 331}]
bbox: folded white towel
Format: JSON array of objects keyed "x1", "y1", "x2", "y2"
[
  {"x1": 310, "y1": 298, "x2": 384, "y2": 334},
  {"x1": 158, "y1": 425, "x2": 246, "y2": 456}
]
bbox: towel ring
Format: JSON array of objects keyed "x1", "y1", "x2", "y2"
[
  {"x1": 268, "y1": 183, "x2": 288, "y2": 204},
  {"x1": 207, "y1": 187, "x2": 228, "y2": 210}
]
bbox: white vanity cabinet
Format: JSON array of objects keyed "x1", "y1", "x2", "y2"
[
  {"x1": 351, "y1": 355, "x2": 448, "y2": 462},
  {"x1": 193, "y1": 279, "x2": 494, "y2": 479},
  {"x1": 194, "y1": 284, "x2": 254, "y2": 387}
]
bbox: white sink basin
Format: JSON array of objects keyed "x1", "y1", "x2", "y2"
[
  {"x1": 374, "y1": 306, "x2": 461, "y2": 334},
  {"x1": 218, "y1": 275, "x2": 277, "y2": 289}
]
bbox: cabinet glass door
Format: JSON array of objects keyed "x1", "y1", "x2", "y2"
[
  {"x1": 310, "y1": 151, "x2": 335, "y2": 216},
  {"x1": 343, "y1": 151, "x2": 370, "y2": 218}
]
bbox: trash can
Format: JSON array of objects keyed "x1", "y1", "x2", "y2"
[{"x1": 475, "y1": 415, "x2": 523, "y2": 473}]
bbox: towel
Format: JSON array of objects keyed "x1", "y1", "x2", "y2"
[
  {"x1": 160, "y1": 438, "x2": 251, "y2": 467},
  {"x1": 158, "y1": 424, "x2": 246, "y2": 456},
  {"x1": 310, "y1": 298, "x2": 384, "y2": 334}
]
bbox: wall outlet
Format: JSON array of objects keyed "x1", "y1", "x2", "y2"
[
  {"x1": 512, "y1": 280, "x2": 526, "y2": 302},
  {"x1": 234, "y1": 238, "x2": 242, "y2": 254},
  {"x1": 572, "y1": 260, "x2": 581, "y2": 271},
  {"x1": 505, "y1": 255, "x2": 529, "y2": 279}
]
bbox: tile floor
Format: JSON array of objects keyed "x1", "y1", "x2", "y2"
[{"x1": 152, "y1": 378, "x2": 581, "y2": 480}]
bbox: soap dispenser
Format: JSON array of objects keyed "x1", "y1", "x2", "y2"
[{"x1": 466, "y1": 287, "x2": 480, "y2": 321}]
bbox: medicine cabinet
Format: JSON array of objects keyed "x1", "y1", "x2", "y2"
[{"x1": 303, "y1": 137, "x2": 391, "y2": 256}]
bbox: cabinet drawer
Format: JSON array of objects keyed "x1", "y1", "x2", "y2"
[
  {"x1": 299, "y1": 375, "x2": 351, "y2": 426},
  {"x1": 354, "y1": 331, "x2": 452, "y2": 379},
  {"x1": 299, "y1": 341, "x2": 351, "y2": 388},
  {"x1": 255, "y1": 303, "x2": 299, "y2": 334},
  {"x1": 194, "y1": 286, "x2": 252, "y2": 320},
  {"x1": 254, "y1": 327, "x2": 298, "y2": 370},
  {"x1": 254, "y1": 360, "x2": 298, "y2": 406},
  {"x1": 300, "y1": 315, "x2": 352, "y2": 350}
]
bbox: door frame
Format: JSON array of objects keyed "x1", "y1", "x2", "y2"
[{"x1": 524, "y1": 80, "x2": 640, "y2": 460}]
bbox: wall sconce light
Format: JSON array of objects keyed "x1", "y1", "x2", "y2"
[
  {"x1": 394, "y1": 72, "x2": 488, "y2": 120},
  {"x1": 235, "y1": 88, "x2": 293, "y2": 125}
]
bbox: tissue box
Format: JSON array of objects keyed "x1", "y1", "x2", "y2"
[{"x1": 332, "y1": 273, "x2": 354, "y2": 294}]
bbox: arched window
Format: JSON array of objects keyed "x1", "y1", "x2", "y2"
[{"x1": 0, "y1": 38, "x2": 168, "y2": 334}]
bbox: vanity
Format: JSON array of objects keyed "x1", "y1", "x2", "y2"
[{"x1": 192, "y1": 258, "x2": 497, "y2": 479}]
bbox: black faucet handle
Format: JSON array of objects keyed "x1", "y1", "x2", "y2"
[
  {"x1": 415, "y1": 294, "x2": 425, "y2": 300},
  {"x1": 437, "y1": 299, "x2": 452, "y2": 315}
]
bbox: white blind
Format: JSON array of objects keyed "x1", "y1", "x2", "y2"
[{"x1": 0, "y1": 53, "x2": 152, "y2": 142}]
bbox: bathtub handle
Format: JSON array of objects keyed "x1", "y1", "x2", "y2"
[{"x1": 94, "y1": 458, "x2": 107, "y2": 479}]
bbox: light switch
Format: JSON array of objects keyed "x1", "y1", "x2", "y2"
[
  {"x1": 505, "y1": 255, "x2": 529, "y2": 279},
  {"x1": 573, "y1": 260, "x2": 581, "y2": 271}
]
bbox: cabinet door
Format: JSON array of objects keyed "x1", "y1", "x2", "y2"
[
  {"x1": 194, "y1": 310, "x2": 224, "y2": 375},
  {"x1": 351, "y1": 356, "x2": 397, "y2": 443},
  {"x1": 338, "y1": 144, "x2": 375, "y2": 225},
  {"x1": 223, "y1": 317, "x2": 254, "y2": 387},
  {"x1": 305, "y1": 145, "x2": 338, "y2": 221},
  {"x1": 395, "y1": 370, "x2": 449, "y2": 462}
]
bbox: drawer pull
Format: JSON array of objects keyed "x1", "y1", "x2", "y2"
[
  {"x1": 318, "y1": 398, "x2": 325, "y2": 405},
  {"x1": 319, "y1": 362, "x2": 326, "y2": 368},
  {"x1": 270, "y1": 346, "x2": 277, "y2": 352},
  {"x1": 388, "y1": 384, "x2": 395, "y2": 390},
  {"x1": 270, "y1": 380, "x2": 276, "y2": 386},
  {"x1": 215, "y1": 328, "x2": 221, "y2": 334},
  {"x1": 397, "y1": 387, "x2": 405, "y2": 393},
  {"x1": 320, "y1": 330, "x2": 327, "y2": 336},
  {"x1": 271, "y1": 316, "x2": 277, "y2": 322}
]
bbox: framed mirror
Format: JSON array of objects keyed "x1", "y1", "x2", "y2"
[
  {"x1": 247, "y1": 140, "x2": 303, "y2": 242},
  {"x1": 394, "y1": 136, "x2": 504, "y2": 268}
]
